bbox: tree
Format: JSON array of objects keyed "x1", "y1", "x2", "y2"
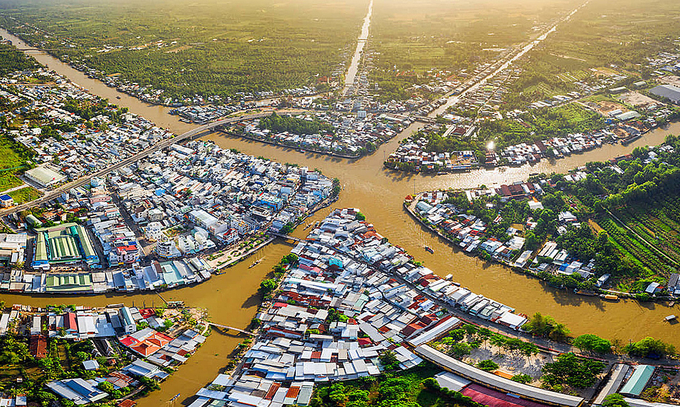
[
  {"x1": 448, "y1": 342, "x2": 471, "y2": 358},
  {"x1": 355, "y1": 212, "x2": 366, "y2": 221},
  {"x1": 573, "y1": 334, "x2": 612, "y2": 353},
  {"x1": 511, "y1": 374, "x2": 532, "y2": 384},
  {"x1": 98, "y1": 381, "x2": 115, "y2": 393},
  {"x1": 624, "y1": 337, "x2": 676, "y2": 359},
  {"x1": 476, "y1": 360, "x2": 499, "y2": 371},
  {"x1": 522, "y1": 312, "x2": 570, "y2": 341},
  {"x1": 259, "y1": 279, "x2": 277, "y2": 297},
  {"x1": 603, "y1": 394, "x2": 630, "y2": 407},
  {"x1": 378, "y1": 350, "x2": 399, "y2": 371},
  {"x1": 541, "y1": 353, "x2": 604, "y2": 389},
  {"x1": 524, "y1": 231, "x2": 540, "y2": 250},
  {"x1": 280, "y1": 222, "x2": 295, "y2": 234}
]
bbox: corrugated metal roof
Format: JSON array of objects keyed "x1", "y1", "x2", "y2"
[{"x1": 415, "y1": 345, "x2": 584, "y2": 407}]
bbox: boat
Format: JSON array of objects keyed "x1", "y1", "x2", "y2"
[
  {"x1": 621, "y1": 134, "x2": 642, "y2": 146},
  {"x1": 573, "y1": 288, "x2": 597, "y2": 296},
  {"x1": 601, "y1": 294, "x2": 619, "y2": 301},
  {"x1": 425, "y1": 246, "x2": 434, "y2": 254},
  {"x1": 665, "y1": 315, "x2": 677, "y2": 322},
  {"x1": 249, "y1": 258, "x2": 264, "y2": 268},
  {"x1": 116, "y1": 95, "x2": 121, "y2": 99}
]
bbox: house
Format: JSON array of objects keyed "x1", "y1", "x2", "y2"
[
  {"x1": 46, "y1": 378, "x2": 109, "y2": 405},
  {"x1": 0, "y1": 194, "x2": 13, "y2": 208}
]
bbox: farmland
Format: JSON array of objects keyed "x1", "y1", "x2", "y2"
[
  {"x1": 0, "y1": 0, "x2": 367, "y2": 101},
  {"x1": 369, "y1": 0, "x2": 582, "y2": 101},
  {"x1": 594, "y1": 193, "x2": 680, "y2": 290},
  {"x1": 508, "y1": 0, "x2": 680, "y2": 106}
]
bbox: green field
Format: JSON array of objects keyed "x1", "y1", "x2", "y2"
[
  {"x1": 508, "y1": 0, "x2": 680, "y2": 106},
  {"x1": 594, "y1": 193, "x2": 680, "y2": 289},
  {"x1": 0, "y1": 0, "x2": 367, "y2": 100},
  {"x1": 0, "y1": 136, "x2": 33, "y2": 193},
  {"x1": 8, "y1": 186, "x2": 42, "y2": 204},
  {"x1": 369, "y1": 0, "x2": 582, "y2": 101}
]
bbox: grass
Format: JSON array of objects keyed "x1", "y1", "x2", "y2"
[
  {"x1": 0, "y1": 135, "x2": 34, "y2": 193},
  {"x1": 8, "y1": 186, "x2": 42, "y2": 204},
  {"x1": 0, "y1": 174, "x2": 24, "y2": 192}
]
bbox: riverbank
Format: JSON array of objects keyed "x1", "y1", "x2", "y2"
[
  {"x1": 219, "y1": 129, "x2": 364, "y2": 160},
  {"x1": 0, "y1": 302, "x2": 210, "y2": 405}
]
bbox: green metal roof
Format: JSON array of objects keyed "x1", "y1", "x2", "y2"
[{"x1": 620, "y1": 365, "x2": 654, "y2": 396}]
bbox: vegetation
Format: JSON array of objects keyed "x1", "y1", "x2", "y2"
[
  {"x1": 8, "y1": 187, "x2": 42, "y2": 204},
  {"x1": 522, "y1": 313, "x2": 570, "y2": 342},
  {"x1": 0, "y1": 335, "x2": 134, "y2": 406},
  {"x1": 511, "y1": 374, "x2": 532, "y2": 384},
  {"x1": 572, "y1": 334, "x2": 612, "y2": 353},
  {"x1": 476, "y1": 359, "x2": 499, "y2": 372},
  {"x1": 259, "y1": 279, "x2": 277, "y2": 298},
  {"x1": 603, "y1": 394, "x2": 630, "y2": 407},
  {"x1": 378, "y1": 350, "x2": 400, "y2": 371},
  {"x1": 510, "y1": 0, "x2": 680, "y2": 105},
  {"x1": 0, "y1": 0, "x2": 366, "y2": 101},
  {"x1": 369, "y1": 0, "x2": 578, "y2": 101},
  {"x1": 541, "y1": 353, "x2": 605, "y2": 390},
  {"x1": 432, "y1": 323, "x2": 539, "y2": 359},
  {"x1": 312, "y1": 362, "x2": 481, "y2": 407},
  {"x1": 0, "y1": 43, "x2": 39, "y2": 75},
  {"x1": 259, "y1": 113, "x2": 334, "y2": 135},
  {"x1": 623, "y1": 337, "x2": 676, "y2": 359},
  {"x1": 407, "y1": 103, "x2": 603, "y2": 165}
]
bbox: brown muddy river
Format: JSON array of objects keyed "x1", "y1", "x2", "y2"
[{"x1": 2, "y1": 27, "x2": 680, "y2": 407}]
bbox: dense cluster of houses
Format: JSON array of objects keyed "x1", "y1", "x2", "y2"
[
  {"x1": 0, "y1": 70, "x2": 174, "y2": 183},
  {"x1": 500, "y1": 131, "x2": 613, "y2": 166},
  {"x1": 4, "y1": 136, "x2": 335, "y2": 293},
  {"x1": 237, "y1": 112, "x2": 402, "y2": 157},
  {"x1": 186, "y1": 208, "x2": 530, "y2": 407},
  {"x1": 170, "y1": 104, "x2": 244, "y2": 124},
  {"x1": 0, "y1": 303, "x2": 205, "y2": 405},
  {"x1": 386, "y1": 134, "x2": 479, "y2": 172},
  {"x1": 409, "y1": 185, "x2": 596, "y2": 279},
  {"x1": 112, "y1": 140, "x2": 332, "y2": 252}
]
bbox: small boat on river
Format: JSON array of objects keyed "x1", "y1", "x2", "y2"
[
  {"x1": 249, "y1": 258, "x2": 264, "y2": 268},
  {"x1": 574, "y1": 288, "x2": 597, "y2": 296},
  {"x1": 425, "y1": 246, "x2": 434, "y2": 254}
]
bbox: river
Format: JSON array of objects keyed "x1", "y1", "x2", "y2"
[
  {"x1": 343, "y1": 0, "x2": 373, "y2": 95},
  {"x1": 2, "y1": 23, "x2": 680, "y2": 407}
]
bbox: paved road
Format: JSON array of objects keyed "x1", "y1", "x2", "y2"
[{"x1": 1, "y1": 109, "x2": 305, "y2": 217}]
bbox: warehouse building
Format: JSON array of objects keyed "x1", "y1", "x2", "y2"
[
  {"x1": 32, "y1": 223, "x2": 99, "y2": 270},
  {"x1": 650, "y1": 84, "x2": 680, "y2": 104},
  {"x1": 25, "y1": 165, "x2": 67, "y2": 188}
]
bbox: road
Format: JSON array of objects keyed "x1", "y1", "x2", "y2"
[
  {"x1": 430, "y1": 0, "x2": 591, "y2": 117},
  {"x1": 0, "y1": 109, "x2": 305, "y2": 217}
]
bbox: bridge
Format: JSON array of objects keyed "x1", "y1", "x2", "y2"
[
  {"x1": 0, "y1": 109, "x2": 307, "y2": 216},
  {"x1": 270, "y1": 233, "x2": 305, "y2": 244},
  {"x1": 208, "y1": 322, "x2": 256, "y2": 336}
]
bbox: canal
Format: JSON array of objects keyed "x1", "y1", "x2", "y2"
[{"x1": 2, "y1": 22, "x2": 680, "y2": 407}]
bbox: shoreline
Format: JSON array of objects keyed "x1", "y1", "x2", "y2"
[
  {"x1": 401, "y1": 197, "x2": 650, "y2": 305},
  {"x1": 384, "y1": 122, "x2": 668, "y2": 176}
]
